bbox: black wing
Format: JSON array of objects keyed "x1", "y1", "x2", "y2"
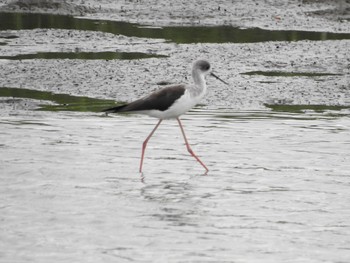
[{"x1": 103, "y1": 85, "x2": 186, "y2": 113}]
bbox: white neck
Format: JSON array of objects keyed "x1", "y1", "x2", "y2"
[{"x1": 191, "y1": 69, "x2": 207, "y2": 96}]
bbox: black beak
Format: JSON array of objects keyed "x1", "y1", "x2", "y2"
[{"x1": 210, "y1": 72, "x2": 228, "y2": 85}]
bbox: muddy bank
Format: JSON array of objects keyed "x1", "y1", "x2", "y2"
[
  {"x1": 0, "y1": 1, "x2": 349, "y2": 113},
  {"x1": 0, "y1": 0, "x2": 349, "y2": 32},
  {"x1": 0, "y1": 32, "x2": 348, "y2": 111},
  {"x1": 0, "y1": 0, "x2": 92, "y2": 15}
]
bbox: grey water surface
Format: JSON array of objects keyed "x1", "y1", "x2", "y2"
[{"x1": 1, "y1": 109, "x2": 349, "y2": 262}]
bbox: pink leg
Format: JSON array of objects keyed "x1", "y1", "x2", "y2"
[
  {"x1": 176, "y1": 118, "x2": 209, "y2": 173},
  {"x1": 139, "y1": 119, "x2": 162, "y2": 173}
]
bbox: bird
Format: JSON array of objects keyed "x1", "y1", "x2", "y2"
[{"x1": 103, "y1": 59, "x2": 228, "y2": 173}]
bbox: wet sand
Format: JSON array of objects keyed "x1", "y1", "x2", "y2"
[
  {"x1": 1, "y1": 0, "x2": 350, "y2": 31},
  {"x1": 0, "y1": 1, "x2": 349, "y2": 112}
]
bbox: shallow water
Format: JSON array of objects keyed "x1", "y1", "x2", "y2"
[
  {"x1": 0, "y1": 87, "x2": 119, "y2": 112},
  {"x1": 1, "y1": 12, "x2": 350, "y2": 43},
  {"x1": 0, "y1": 51, "x2": 167, "y2": 60},
  {"x1": 1, "y1": 109, "x2": 349, "y2": 262}
]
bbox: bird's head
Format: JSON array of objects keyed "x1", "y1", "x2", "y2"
[{"x1": 194, "y1": 60, "x2": 228, "y2": 85}]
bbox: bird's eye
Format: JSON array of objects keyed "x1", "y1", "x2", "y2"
[
  {"x1": 202, "y1": 64, "x2": 210, "y2": 71},
  {"x1": 197, "y1": 60, "x2": 211, "y2": 71}
]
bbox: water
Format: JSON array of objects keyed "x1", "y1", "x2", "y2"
[
  {"x1": 0, "y1": 51, "x2": 167, "y2": 60},
  {"x1": 1, "y1": 109, "x2": 350, "y2": 262},
  {"x1": 3, "y1": 87, "x2": 349, "y2": 115},
  {"x1": 241, "y1": 71, "x2": 343, "y2": 78},
  {"x1": 0, "y1": 87, "x2": 118, "y2": 112},
  {"x1": 1, "y1": 12, "x2": 350, "y2": 43}
]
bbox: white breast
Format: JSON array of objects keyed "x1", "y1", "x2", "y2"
[{"x1": 144, "y1": 89, "x2": 204, "y2": 119}]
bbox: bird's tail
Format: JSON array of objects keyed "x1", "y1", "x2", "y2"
[{"x1": 102, "y1": 104, "x2": 128, "y2": 113}]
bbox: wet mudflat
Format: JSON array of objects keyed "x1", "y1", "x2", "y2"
[
  {"x1": 2, "y1": 12, "x2": 350, "y2": 43},
  {"x1": 1, "y1": 109, "x2": 350, "y2": 262}
]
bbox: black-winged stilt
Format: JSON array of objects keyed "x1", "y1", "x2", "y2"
[{"x1": 103, "y1": 60, "x2": 228, "y2": 173}]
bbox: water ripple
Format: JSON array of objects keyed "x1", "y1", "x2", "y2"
[{"x1": 1, "y1": 109, "x2": 350, "y2": 262}]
